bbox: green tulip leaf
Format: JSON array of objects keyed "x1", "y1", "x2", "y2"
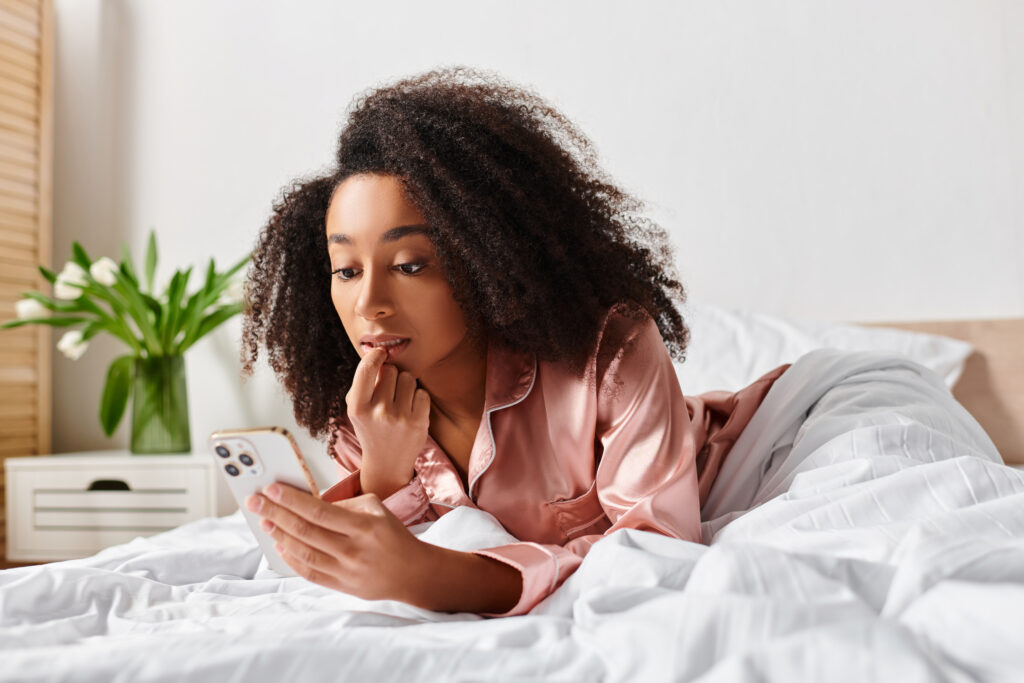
[
  {"x1": 141, "y1": 292, "x2": 163, "y2": 323},
  {"x1": 178, "y1": 303, "x2": 241, "y2": 352},
  {"x1": 218, "y1": 252, "x2": 251, "y2": 285},
  {"x1": 119, "y1": 243, "x2": 139, "y2": 288},
  {"x1": 1, "y1": 316, "x2": 88, "y2": 329},
  {"x1": 80, "y1": 320, "x2": 108, "y2": 342},
  {"x1": 71, "y1": 241, "x2": 91, "y2": 270},
  {"x1": 99, "y1": 354, "x2": 134, "y2": 436},
  {"x1": 145, "y1": 230, "x2": 158, "y2": 294}
]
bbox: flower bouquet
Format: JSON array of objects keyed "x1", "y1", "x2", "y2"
[{"x1": 2, "y1": 231, "x2": 249, "y2": 453}]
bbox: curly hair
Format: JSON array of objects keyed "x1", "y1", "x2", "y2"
[{"x1": 241, "y1": 66, "x2": 690, "y2": 450}]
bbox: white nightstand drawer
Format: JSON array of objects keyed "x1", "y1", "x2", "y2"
[
  {"x1": 34, "y1": 509, "x2": 196, "y2": 529},
  {"x1": 5, "y1": 453, "x2": 216, "y2": 562},
  {"x1": 34, "y1": 466, "x2": 196, "y2": 490},
  {"x1": 34, "y1": 491, "x2": 190, "y2": 508}
]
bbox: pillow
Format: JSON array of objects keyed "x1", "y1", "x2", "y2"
[{"x1": 673, "y1": 302, "x2": 974, "y2": 395}]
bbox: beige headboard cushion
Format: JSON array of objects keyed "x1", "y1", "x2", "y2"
[{"x1": 859, "y1": 318, "x2": 1024, "y2": 466}]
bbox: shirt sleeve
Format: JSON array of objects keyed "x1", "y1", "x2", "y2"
[
  {"x1": 470, "y1": 309, "x2": 702, "y2": 617},
  {"x1": 322, "y1": 419, "x2": 439, "y2": 527}
]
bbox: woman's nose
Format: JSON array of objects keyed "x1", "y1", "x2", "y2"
[{"x1": 353, "y1": 267, "x2": 393, "y2": 319}]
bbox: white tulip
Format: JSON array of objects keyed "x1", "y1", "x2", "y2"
[
  {"x1": 16, "y1": 298, "x2": 49, "y2": 320},
  {"x1": 58, "y1": 261, "x2": 88, "y2": 286},
  {"x1": 56, "y1": 329, "x2": 88, "y2": 360},
  {"x1": 54, "y1": 278, "x2": 83, "y2": 300},
  {"x1": 54, "y1": 261, "x2": 88, "y2": 300},
  {"x1": 89, "y1": 256, "x2": 119, "y2": 286}
]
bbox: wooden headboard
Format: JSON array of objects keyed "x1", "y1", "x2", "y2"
[{"x1": 860, "y1": 318, "x2": 1024, "y2": 466}]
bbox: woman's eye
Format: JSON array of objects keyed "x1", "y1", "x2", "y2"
[
  {"x1": 331, "y1": 264, "x2": 423, "y2": 281},
  {"x1": 397, "y1": 263, "x2": 425, "y2": 275},
  {"x1": 332, "y1": 268, "x2": 359, "y2": 281}
]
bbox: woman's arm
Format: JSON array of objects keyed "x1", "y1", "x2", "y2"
[
  {"x1": 343, "y1": 346, "x2": 429, "y2": 498},
  {"x1": 246, "y1": 482, "x2": 521, "y2": 614},
  {"x1": 360, "y1": 462, "x2": 411, "y2": 501},
  {"x1": 409, "y1": 548, "x2": 523, "y2": 615},
  {"x1": 323, "y1": 346, "x2": 439, "y2": 526}
]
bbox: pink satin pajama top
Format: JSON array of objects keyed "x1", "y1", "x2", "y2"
[{"x1": 322, "y1": 304, "x2": 789, "y2": 617}]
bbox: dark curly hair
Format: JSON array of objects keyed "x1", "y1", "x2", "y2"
[{"x1": 241, "y1": 66, "x2": 690, "y2": 452}]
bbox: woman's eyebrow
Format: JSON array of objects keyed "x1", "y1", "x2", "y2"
[{"x1": 328, "y1": 225, "x2": 429, "y2": 246}]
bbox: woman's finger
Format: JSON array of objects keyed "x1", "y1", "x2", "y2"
[
  {"x1": 394, "y1": 371, "x2": 417, "y2": 413},
  {"x1": 348, "y1": 346, "x2": 388, "y2": 408},
  {"x1": 248, "y1": 485, "x2": 365, "y2": 541},
  {"x1": 280, "y1": 550, "x2": 337, "y2": 586},
  {"x1": 252, "y1": 501, "x2": 348, "y2": 560},
  {"x1": 270, "y1": 525, "x2": 336, "y2": 571},
  {"x1": 371, "y1": 363, "x2": 399, "y2": 405},
  {"x1": 412, "y1": 388, "x2": 431, "y2": 422}
]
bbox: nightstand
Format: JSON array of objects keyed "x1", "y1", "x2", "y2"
[{"x1": 4, "y1": 451, "x2": 220, "y2": 562}]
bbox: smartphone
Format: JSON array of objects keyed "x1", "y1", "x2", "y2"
[{"x1": 207, "y1": 426, "x2": 320, "y2": 576}]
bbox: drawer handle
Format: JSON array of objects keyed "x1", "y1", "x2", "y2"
[{"x1": 87, "y1": 479, "x2": 131, "y2": 491}]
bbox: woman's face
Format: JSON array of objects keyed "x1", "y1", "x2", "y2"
[{"x1": 325, "y1": 173, "x2": 471, "y2": 378}]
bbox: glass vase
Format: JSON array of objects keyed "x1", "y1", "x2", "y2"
[{"x1": 130, "y1": 354, "x2": 191, "y2": 454}]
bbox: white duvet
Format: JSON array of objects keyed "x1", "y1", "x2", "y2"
[{"x1": 3, "y1": 349, "x2": 1023, "y2": 683}]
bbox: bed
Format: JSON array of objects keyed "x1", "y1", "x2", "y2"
[{"x1": 2, "y1": 306, "x2": 1022, "y2": 683}]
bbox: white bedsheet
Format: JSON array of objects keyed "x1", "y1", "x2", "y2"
[{"x1": 3, "y1": 349, "x2": 1023, "y2": 683}]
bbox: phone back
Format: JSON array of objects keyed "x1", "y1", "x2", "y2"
[{"x1": 207, "y1": 426, "x2": 319, "y2": 576}]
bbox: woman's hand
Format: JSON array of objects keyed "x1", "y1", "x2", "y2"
[
  {"x1": 246, "y1": 483, "x2": 439, "y2": 604},
  {"x1": 345, "y1": 346, "x2": 431, "y2": 496},
  {"x1": 247, "y1": 483, "x2": 523, "y2": 613}
]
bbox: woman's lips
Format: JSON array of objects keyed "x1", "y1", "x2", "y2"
[{"x1": 361, "y1": 338, "x2": 410, "y2": 360}]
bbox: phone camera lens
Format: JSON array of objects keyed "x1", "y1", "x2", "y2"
[
  {"x1": 225, "y1": 464, "x2": 240, "y2": 476},
  {"x1": 215, "y1": 445, "x2": 230, "y2": 458},
  {"x1": 239, "y1": 453, "x2": 254, "y2": 466}
]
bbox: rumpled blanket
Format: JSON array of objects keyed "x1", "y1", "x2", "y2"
[{"x1": 3, "y1": 349, "x2": 1022, "y2": 683}]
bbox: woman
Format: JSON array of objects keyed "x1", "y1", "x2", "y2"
[{"x1": 240, "y1": 66, "x2": 788, "y2": 617}]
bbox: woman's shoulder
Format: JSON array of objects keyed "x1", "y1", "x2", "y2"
[
  {"x1": 589, "y1": 302, "x2": 666, "y2": 392},
  {"x1": 594, "y1": 301, "x2": 660, "y2": 356}
]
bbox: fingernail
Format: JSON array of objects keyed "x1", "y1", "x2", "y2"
[
  {"x1": 261, "y1": 519, "x2": 275, "y2": 533},
  {"x1": 274, "y1": 542, "x2": 283, "y2": 553},
  {"x1": 264, "y1": 484, "x2": 281, "y2": 501},
  {"x1": 246, "y1": 495, "x2": 263, "y2": 512}
]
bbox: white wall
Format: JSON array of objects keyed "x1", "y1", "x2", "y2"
[{"x1": 50, "y1": 0, "x2": 1024, "y2": 486}]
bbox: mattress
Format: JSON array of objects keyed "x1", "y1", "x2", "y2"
[{"x1": 2, "y1": 349, "x2": 1022, "y2": 683}]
